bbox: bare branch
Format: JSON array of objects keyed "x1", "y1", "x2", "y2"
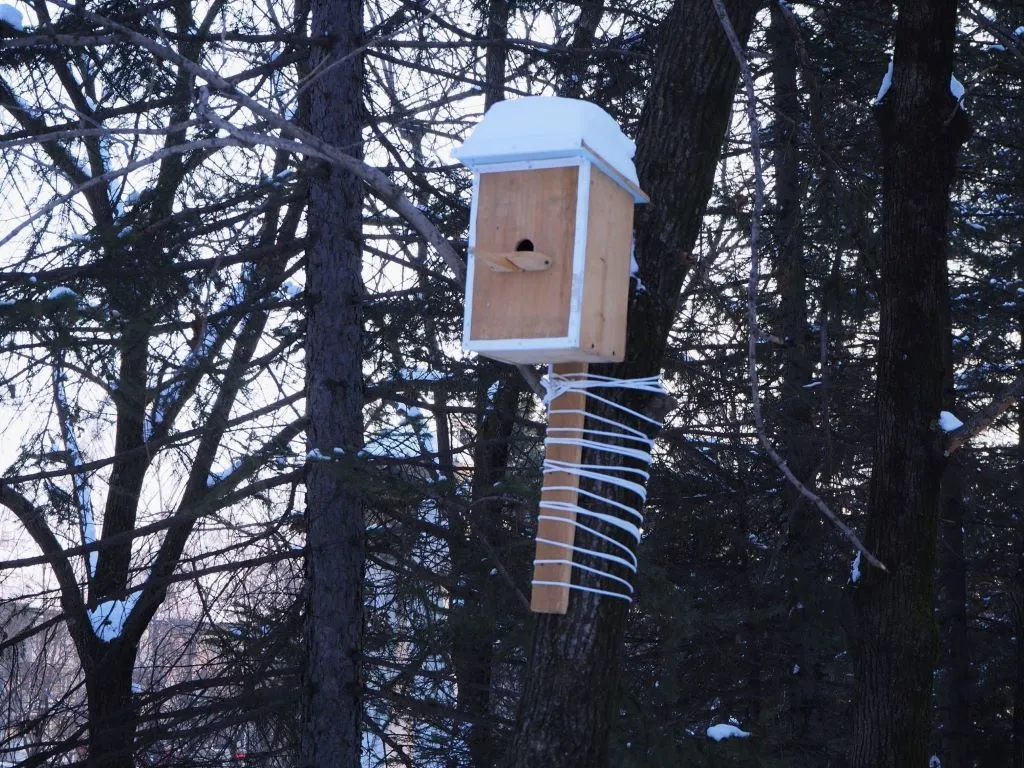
[{"x1": 710, "y1": 0, "x2": 886, "y2": 571}]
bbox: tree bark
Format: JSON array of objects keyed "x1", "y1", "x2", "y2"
[
  {"x1": 300, "y1": 0, "x2": 366, "y2": 763},
  {"x1": 449, "y1": 374, "x2": 523, "y2": 767},
  {"x1": 847, "y1": 1, "x2": 969, "y2": 765},
  {"x1": 499, "y1": 1, "x2": 760, "y2": 765},
  {"x1": 1013, "y1": 246, "x2": 1024, "y2": 768},
  {"x1": 936, "y1": 461, "x2": 971, "y2": 768},
  {"x1": 83, "y1": 641, "x2": 139, "y2": 768},
  {"x1": 483, "y1": 0, "x2": 511, "y2": 110}
]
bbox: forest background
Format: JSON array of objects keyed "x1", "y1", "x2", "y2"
[{"x1": 0, "y1": 0, "x2": 1022, "y2": 766}]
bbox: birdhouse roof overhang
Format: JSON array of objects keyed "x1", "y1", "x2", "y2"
[{"x1": 454, "y1": 96, "x2": 649, "y2": 204}]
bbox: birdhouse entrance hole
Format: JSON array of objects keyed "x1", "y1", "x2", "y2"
[{"x1": 515, "y1": 238, "x2": 534, "y2": 252}]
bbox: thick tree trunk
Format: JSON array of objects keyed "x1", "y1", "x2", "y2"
[
  {"x1": 84, "y1": 642, "x2": 139, "y2": 768},
  {"x1": 1014, "y1": 250, "x2": 1024, "y2": 768},
  {"x1": 483, "y1": 0, "x2": 510, "y2": 110},
  {"x1": 847, "y1": 1, "x2": 968, "y2": 766},
  {"x1": 1015, "y1": 523, "x2": 1024, "y2": 768},
  {"x1": 499, "y1": 2, "x2": 760, "y2": 766},
  {"x1": 300, "y1": 0, "x2": 365, "y2": 764},
  {"x1": 936, "y1": 462, "x2": 971, "y2": 768}
]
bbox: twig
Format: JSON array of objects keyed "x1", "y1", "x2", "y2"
[{"x1": 710, "y1": 0, "x2": 886, "y2": 571}]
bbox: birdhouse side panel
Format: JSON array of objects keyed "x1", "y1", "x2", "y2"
[
  {"x1": 578, "y1": 168, "x2": 634, "y2": 361},
  {"x1": 468, "y1": 168, "x2": 578, "y2": 342}
]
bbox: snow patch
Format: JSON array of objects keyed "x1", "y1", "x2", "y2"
[
  {"x1": 0, "y1": 3, "x2": 24, "y2": 30},
  {"x1": 629, "y1": 239, "x2": 647, "y2": 292},
  {"x1": 207, "y1": 458, "x2": 242, "y2": 487},
  {"x1": 707, "y1": 724, "x2": 751, "y2": 741},
  {"x1": 874, "y1": 61, "x2": 966, "y2": 106},
  {"x1": 47, "y1": 286, "x2": 78, "y2": 300},
  {"x1": 939, "y1": 410, "x2": 964, "y2": 432},
  {"x1": 874, "y1": 60, "x2": 893, "y2": 105},
  {"x1": 88, "y1": 591, "x2": 141, "y2": 642},
  {"x1": 950, "y1": 75, "x2": 965, "y2": 102},
  {"x1": 454, "y1": 96, "x2": 644, "y2": 198}
]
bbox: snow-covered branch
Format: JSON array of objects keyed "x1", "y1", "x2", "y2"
[
  {"x1": 944, "y1": 373, "x2": 1024, "y2": 457},
  {"x1": 51, "y1": 353, "x2": 97, "y2": 577}
]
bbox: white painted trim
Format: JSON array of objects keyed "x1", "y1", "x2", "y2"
[
  {"x1": 473, "y1": 156, "x2": 583, "y2": 175},
  {"x1": 463, "y1": 342, "x2": 623, "y2": 365},
  {"x1": 465, "y1": 148, "x2": 648, "y2": 203},
  {"x1": 467, "y1": 336, "x2": 574, "y2": 351},
  {"x1": 567, "y1": 159, "x2": 591, "y2": 351},
  {"x1": 461, "y1": 172, "x2": 482, "y2": 346},
  {"x1": 580, "y1": 141, "x2": 649, "y2": 203}
]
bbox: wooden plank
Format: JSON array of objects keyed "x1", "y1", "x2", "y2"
[
  {"x1": 474, "y1": 250, "x2": 553, "y2": 272},
  {"x1": 531, "y1": 361, "x2": 588, "y2": 614},
  {"x1": 579, "y1": 167, "x2": 634, "y2": 361},
  {"x1": 470, "y1": 168, "x2": 577, "y2": 341}
]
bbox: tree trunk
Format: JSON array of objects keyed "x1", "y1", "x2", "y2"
[
  {"x1": 847, "y1": 1, "x2": 968, "y2": 765},
  {"x1": 936, "y1": 461, "x2": 971, "y2": 768},
  {"x1": 483, "y1": 0, "x2": 510, "y2": 110},
  {"x1": 84, "y1": 642, "x2": 138, "y2": 768},
  {"x1": 449, "y1": 374, "x2": 523, "y2": 766},
  {"x1": 446, "y1": 8, "x2": 519, "y2": 763},
  {"x1": 300, "y1": 0, "x2": 365, "y2": 763},
  {"x1": 1013, "y1": 247, "x2": 1024, "y2": 768},
  {"x1": 1015, "y1": 521, "x2": 1024, "y2": 768},
  {"x1": 766, "y1": 6, "x2": 837, "y2": 763},
  {"x1": 499, "y1": 1, "x2": 760, "y2": 765}
]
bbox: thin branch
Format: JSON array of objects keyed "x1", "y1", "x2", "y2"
[
  {"x1": 0, "y1": 136, "x2": 236, "y2": 250},
  {"x1": 710, "y1": 0, "x2": 886, "y2": 571},
  {"x1": 48, "y1": 0, "x2": 546, "y2": 398}
]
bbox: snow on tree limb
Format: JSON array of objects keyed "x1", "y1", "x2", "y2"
[
  {"x1": 944, "y1": 373, "x2": 1024, "y2": 457},
  {"x1": 52, "y1": 353, "x2": 97, "y2": 578}
]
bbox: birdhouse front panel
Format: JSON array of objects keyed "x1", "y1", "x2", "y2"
[{"x1": 468, "y1": 166, "x2": 579, "y2": 343}]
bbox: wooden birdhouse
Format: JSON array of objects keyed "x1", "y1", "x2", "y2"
[{"x1": 454, "y1": 97, "x2": 648, "y2": 364}]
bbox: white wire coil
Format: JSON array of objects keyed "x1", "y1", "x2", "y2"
[{"x1": 533, "y1": 369, "x2": 667, "y2": 602}]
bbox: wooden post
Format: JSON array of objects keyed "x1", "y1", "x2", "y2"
[{"x1": 531, "y1": 361, "x2": 588, "y2": 614}]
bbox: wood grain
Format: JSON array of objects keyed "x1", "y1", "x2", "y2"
[{"x1": 531, "y1": 361, "x2": 588, "y2": 614}]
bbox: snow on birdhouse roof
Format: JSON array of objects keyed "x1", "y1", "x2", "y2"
[{"x1": 454, "y1": 96, "x2": 647, "y2": 202}]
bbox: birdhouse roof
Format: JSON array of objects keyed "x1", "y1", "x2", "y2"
[{"x1": 454, "y1": 97, "x2": 647, "y2": 203}]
